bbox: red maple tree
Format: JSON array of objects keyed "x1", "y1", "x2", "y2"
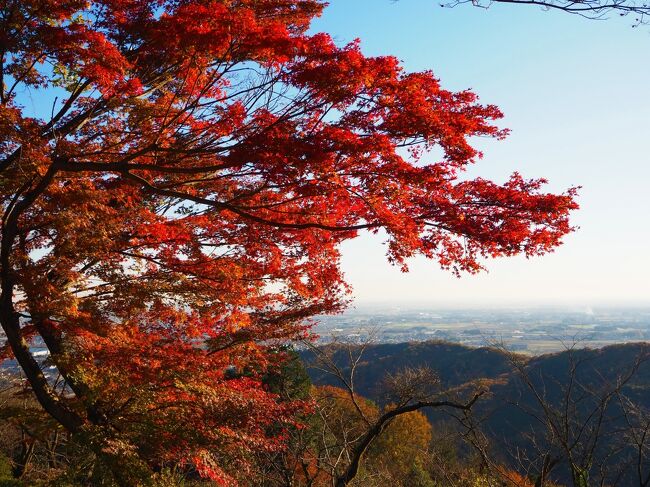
[{"x1": 0, "y1": 0, "x2": 577, "y2": 483}]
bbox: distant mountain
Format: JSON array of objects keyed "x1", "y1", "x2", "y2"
[{"x1": 301, "y1": 340, "x2": 518, "y2": 399}]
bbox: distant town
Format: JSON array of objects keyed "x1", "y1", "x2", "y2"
[{"x1": 314, "y1": 306, "x2": 650, "y2": 354}]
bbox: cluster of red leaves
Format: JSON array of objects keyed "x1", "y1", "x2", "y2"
[
  {"x1": 65, "y1": 308, "x2": 309, "y2": 485},
  {"x1": 0, "y1": 0, "x2": 577, "y2": 482}
]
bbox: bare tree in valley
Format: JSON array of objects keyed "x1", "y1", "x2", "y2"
[
  {"x1": 494, "y1": 343, "x2": 650, "y2": 487},
  {"x1": 301, "y1": 337, "x2": 487, "y2": 487},
  {"x1": 616, "y1": 391, "x2": 650, "y2": 487}
]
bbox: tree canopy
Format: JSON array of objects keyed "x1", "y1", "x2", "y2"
[{"x1": 0, "y1": 0, "x2": 577, "y2": 483}]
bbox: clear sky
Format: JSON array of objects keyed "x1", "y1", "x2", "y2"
[{"x1": 311, "y1": 0, "x2": 650, "y2": 307}]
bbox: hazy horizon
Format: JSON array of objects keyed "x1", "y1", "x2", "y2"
[{"x1": 343, "y1": 300, "x2": 650, "y2": 311}]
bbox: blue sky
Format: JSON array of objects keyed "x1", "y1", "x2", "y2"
[{"x1": 311, "y1": 0, "x2": 650, "y2": 307}]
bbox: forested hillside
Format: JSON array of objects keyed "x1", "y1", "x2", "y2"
[
  {"x1": 301, "y1": 340, "x2": 517, "y2": 393},
  {"x1": 302, "y1": 340, "x2": 650, "y2": 485}
]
